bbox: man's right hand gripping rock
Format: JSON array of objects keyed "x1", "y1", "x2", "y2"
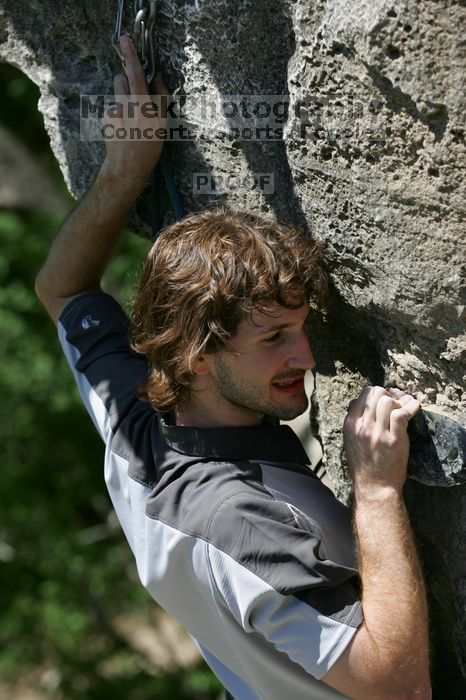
[{"x1": 343, "y1": 386, "x2": 420, "y2": 501}]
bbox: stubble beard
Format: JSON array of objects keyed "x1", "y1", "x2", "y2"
[{"x1": 213, "y1": 355, "x2": 309, "y2": 421}]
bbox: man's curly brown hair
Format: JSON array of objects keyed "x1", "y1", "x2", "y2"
[{"x1": 130, "y1": 207, "x2": 326, "y2": 413}]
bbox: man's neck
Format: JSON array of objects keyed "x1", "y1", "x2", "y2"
[{"x1": 175, "y1": 401, "x2": 263, "y2": 428}]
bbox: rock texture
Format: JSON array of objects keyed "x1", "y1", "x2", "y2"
[
  {"x1": 408, "y1": 407, "x2": 466, "y2": 487},
  {"x1": 1, "y1": 0, "x2": 464, "y2": 694}
]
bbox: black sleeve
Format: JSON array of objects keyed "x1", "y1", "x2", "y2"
[{"x1": 58, "y1": 292, "x2": 152, "y2": 442}]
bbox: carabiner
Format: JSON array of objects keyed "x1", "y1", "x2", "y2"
[
  {"x1": 112, "y1": 0, "x2": 127, "y2": 64},
  {"x1": 137, "y1": 0, "x2": 157, "y2": 84}
]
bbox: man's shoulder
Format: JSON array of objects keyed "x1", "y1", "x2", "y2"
[
  {"x1": 150, "y1": 458, "x2": 312, "y2": 565},
  {"x1": 146, "y1": 458, "x2": 283, "y2": 536}
]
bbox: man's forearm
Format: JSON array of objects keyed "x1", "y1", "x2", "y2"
[
  {"x1": 35, "y1": 166, "x2": 142, "y2": 301},
  {"x1": 323, "y1": 387, "x2": 432, "y2": 699},
  {"x1": 354, "y1": 490, "x2": 430, "y2": 696},
  {"x1": 36, "y1": 34, "x2": 166, "y2": 310}
]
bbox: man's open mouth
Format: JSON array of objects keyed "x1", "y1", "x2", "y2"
[{"x1": 272, "y1": 376, "x2": 305, "y2": 394}]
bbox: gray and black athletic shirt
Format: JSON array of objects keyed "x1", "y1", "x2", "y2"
[{"x1": 58, "y1": 292, "x2": 362, "y2": 700}]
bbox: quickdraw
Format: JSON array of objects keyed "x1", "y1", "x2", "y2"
[{"x1": 113, "y1": 0, "x2": 158, "y2": 85}]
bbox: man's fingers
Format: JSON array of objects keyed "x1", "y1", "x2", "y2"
[
  {"x1": 114, "y1": 73, "x2": 129, "y2": 97},
  {"x1": 386, "y1": 387, "x2": 404, "y2": 400},
  {"x1": 375, "y1": 394, "x2": 401, "y2": 431},
  {"x1": 364, "y1": 386, "x2": 390, "y2": 422},
  {"x1": 347, "y1": 386, "x2": 371, "y2": 418},
  {"x1": 390, "y1": 397, "x2": 421, "y2": 434},
  {"x1": 346, "y1": 386, "x2": 420, "y2": 433},
  {"x1": 386, "y1": 387, "x2": 417, "y2": 408},
  {"x1": 119, "y1": 34, "x2": 147, "y2": 95},
  {"x1": 398, "y1": 395, "x2": 421, "y2": 418}
]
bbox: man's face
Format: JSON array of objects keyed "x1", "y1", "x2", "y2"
[{"x1": 205, "y1": 303, "x2": 316, "y2": 425}]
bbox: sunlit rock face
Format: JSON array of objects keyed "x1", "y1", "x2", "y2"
[{"x1": 1, "y1": 0, "x2": 464, "y2": 692}]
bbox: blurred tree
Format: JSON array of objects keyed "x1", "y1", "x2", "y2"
[{"x1": 0, "y1": 65, "x2": 221, "y2": 699}]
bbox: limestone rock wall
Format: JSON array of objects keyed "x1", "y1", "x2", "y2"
[{"x1": 1, "y1": 0, "x2": 464, "y2": 694}]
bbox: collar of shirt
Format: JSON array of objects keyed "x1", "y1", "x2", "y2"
[{"x1": 159, "y1": 416, "x2": 311, "y2": 464}]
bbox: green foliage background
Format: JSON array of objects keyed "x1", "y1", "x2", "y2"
[{"x1": 0, "y1": 65, "x2": 221, "y2": 700}]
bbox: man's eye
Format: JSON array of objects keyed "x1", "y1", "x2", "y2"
[{"x1": 263, "y1": 332, "x2": 282, "y2": 343}]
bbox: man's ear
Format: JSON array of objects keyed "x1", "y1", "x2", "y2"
[{"x1": 191, "y1": 353, "x2": 212, "y2": 376}]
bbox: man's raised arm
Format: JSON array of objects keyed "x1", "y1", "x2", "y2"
[
  {"x1": 322, "y1": 386, "x2": 431, "y2": 700},
  {"x1": 35, "y1": 35, "x2": 166, "y2": 324}
]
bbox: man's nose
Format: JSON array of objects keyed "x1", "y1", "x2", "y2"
[{"x1": 285, "y1": 332, "x2": 316, "y2": 370}]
